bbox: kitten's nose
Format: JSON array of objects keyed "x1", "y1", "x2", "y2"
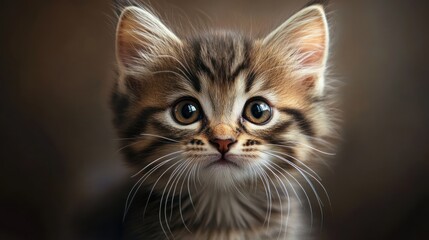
[{"x1": 210, "y1": 138, "x2": 236, "y2": 154}]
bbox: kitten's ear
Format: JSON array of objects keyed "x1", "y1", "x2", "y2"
[
  {"x1": 263, "y1": 5, "x2": 329, "y2": 95},
  {"x1": 116, "y1": 6, "x2": 181, "y2": 71}
]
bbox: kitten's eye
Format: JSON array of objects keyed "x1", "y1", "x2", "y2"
[
  {"x1": 243, "y1": 99, "x2": 272, "y2": 125},
  {"x1": 173, "y1": 99, "x2": 202, "y2": 125}
]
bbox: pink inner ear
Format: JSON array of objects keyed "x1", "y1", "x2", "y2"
[
  {"x1": 299, "y1": 46, "x2": 325, "y2": 66},
  {"x1": 303, "y1": 76, "x2": 316, "y2": 89},
  {"x1": 279, "y1": 8, "x2": 328, "y2": 68},
  {"x1": 292, "y1": 21, "x2": 327, "y2": 67}
]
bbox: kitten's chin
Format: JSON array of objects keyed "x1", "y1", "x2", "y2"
[
  {"x1": 207, "y1": 157, "x2": 240, "y2": 168},
  {"x1": 202, "y1": 170, "x2": 248, "y2": 190},
  {"x1": 199, "y1": 154, "x2": 256, "y2": 189}
]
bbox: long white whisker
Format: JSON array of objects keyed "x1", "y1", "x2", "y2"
[
  {"x1": 142, "y1": 159, "x2": 182, "y2": 224},
  {"x1": 132, "y1": 150, "x2": 183, "y2": 178},
  {"x1": 263, "y1": 151, "x2": 327, "y2": 228},
  {"x1": 186, "y1": 164, "x2": 196, "y2": 212},
  {"x1": 263, "y1": 149, "x2": 320, "y2": 182},
  {"x1": 257, "y1": 165, "x2": 273, "y2": 229},
  {"x1": 254, "y1": 167, "x2": 270, "y2": 226},
  {"x1": 123, "y1": 172, "x2": 146, "y2": 221},
  {"x1": 269, "y1": 149, "x2": 321, "y2": 181},
  {"x1": 124, "y1": 156, "x2": 178, "y2": 220},
  {"x1": 170, "y1": 160, "x2": 191, "y2": 221},
  {"x1": 160, "y1": 160, "x2": 188, "y2": 238},
  {"x1": 267, "y1": 150, "x2": 331, "y2": 207},
  {"x1": 116, "y1": 140, "x2": 142, "y2": 154},
  {"x1": 116, "y1": 134, "x2": 179, "y2": 154},
  {"x1": 139, "y1": 133, "x2": 180, "y2": 143},
  {"x1": 263, "y1": 162, "x2": 289, "y2": 240},
  {"x1": 270, "y1": 141, "x2": 336, "y2": 156},
  {"x1": 266, "y1": 160, "x2": 301, "y2": 205},
  {"x1": 179, "y1": 163, "x2": 193, "y2": 232},
  {"x1": 268, "y1": 160, "x2": 314, "y2": 227}
]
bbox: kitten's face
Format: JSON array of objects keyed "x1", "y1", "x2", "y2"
[{"x1": 113, "y1": 6, "x2": 331, "y2": 189}]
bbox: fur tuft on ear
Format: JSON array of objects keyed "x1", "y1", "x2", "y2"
[
  {"x1": 116, "y1": 6, "x2": 181, "y2": 73},
  {"x1": 263, "y1": 5, "x2": 329, "y2": 95}
]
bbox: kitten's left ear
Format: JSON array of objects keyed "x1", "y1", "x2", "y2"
[{"x1": 263, "y1": 5, "x2": 329, "y2": 95}]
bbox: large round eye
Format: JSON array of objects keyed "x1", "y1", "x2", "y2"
[
  {"x1": 173, "y1": 99, "x2": 202, "y2": 125},
  {"x1": 243, "y1": 98, "x2": 272, "y2": 125}
]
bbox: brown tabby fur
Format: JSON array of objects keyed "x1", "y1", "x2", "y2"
[{"x1": 111, "y1": 3, "x2": 336, "y2": 240}]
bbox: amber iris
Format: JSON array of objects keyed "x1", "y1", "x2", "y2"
[
  {"x1": 243, "y1": 99, "x2": 272, "y2": 125},
  {"x1": 173, "y1": 99, "x2": 202, "y2": 125}
]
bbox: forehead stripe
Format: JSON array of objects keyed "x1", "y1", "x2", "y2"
[
  {"x1": 245, "y1": 71, "x2": 257, "y2": 93},
  {"x1": 229, "y1": 40, "x2": 251, "y2": 82},
  {"x1": 229, "y1": 59, "x2": 249, "y2": 82},
  {"x1": 184, "y1": 40, "x2": 215, "y2": 92},
  {"x1": 183, "y1": 67, "x2": 202, "y2": 92},
  {"x1": 196, "y1": 56, "x2": 215, "y2": 80}
]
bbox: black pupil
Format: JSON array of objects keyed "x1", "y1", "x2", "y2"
[
  {"x1": 251, "y1": 102, "x2": 269, "y2": 119},
  {"x1": 181, "y1": 103, "x2": 197, "y2": 119}
]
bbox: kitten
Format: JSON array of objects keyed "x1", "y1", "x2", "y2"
[{"x1": 111, "y1": 3, "x2": 334, "y2": 240}]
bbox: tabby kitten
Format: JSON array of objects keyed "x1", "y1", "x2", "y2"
[{"x1": 112, "y1": 3, "x2": 334, "y2": 240}]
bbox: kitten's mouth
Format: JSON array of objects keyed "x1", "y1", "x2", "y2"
[{"x1": 208, "y1": 157, "x2": 240, "y2": 168}]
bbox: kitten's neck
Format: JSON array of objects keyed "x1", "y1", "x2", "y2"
[
  {"x1": 193, "y1": 188, "x2": 267, "y2": 228},
  {"x1": 185, "y1": 185, "x2": 287, "y2": 231},
  {"x1": 125, "y1": 184, "x2": 304, "y2": 239}
]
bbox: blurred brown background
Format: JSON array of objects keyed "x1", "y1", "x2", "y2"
[{"x1": 1, "y1": 0, "x2": 428, "y2": 239}]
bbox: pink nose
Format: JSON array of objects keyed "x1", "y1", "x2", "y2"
[{"x1": 210, "y1": 139, "x2": 236, "y2": 154}]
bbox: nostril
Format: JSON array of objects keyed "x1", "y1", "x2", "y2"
[{"x1": 210, "y1": 138, "x2": 236, "y2": 154}]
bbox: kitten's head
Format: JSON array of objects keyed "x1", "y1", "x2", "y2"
[{"x1": 112, "y1": 5, "x2": 333, "y2": 189}]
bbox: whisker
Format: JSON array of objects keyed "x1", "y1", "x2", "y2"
[
  {"x1": 186, "y1": 164, "x2": 196, "y2": 212},
  {"x1": 126, "y1": 158, "x2": 175, "y2": 216},
  {"x1": 160, "y1": 160, "x2": 188, "y2": 238},
  {"x1": 139, "y1": 133, "x2": 180, "y2": 143},
  {"x1": 267, "y1": 161, "x2": 302, "y2": 205},
  {"x1": 253, "y1": 166, "x2": 270, "y2": 227},
  {"x1": 142, "y1": 159, "x2": 182, "y2": 222},
  {"x1": 268, "y1": 160, "x2": 314, "y2": 227},
  {"x1": 132, "y1": 150, "x2": 183, "y2": 178},
  {"x1": 262, "y1": 162, "x2": 290, "y2": 240},
  {"x1": 263, "y1": 151, "x2": 328, "y2": 228},
  {"x1": 115, "y1": 133, "x2": 179, "y2": 154},
  {"x1": 267, "y1": 150, "x2": 332, "y2": 207},
  {"x1": 269, "y1": 149, "x2": 322, "y2": 181},
  {"x1": 264, "y1": 150, "x2": 320, "y2": 182},
  {"x1": 124, "y1": 156, "x2": 178, "y2": 220},
  {"x1": 269, "y1": 141, "x2": 336, "y2": 156},
  {"x1": 116, "y1": 140, "x2": 143, "y2": 154},
  {"x1": 179, "y1": 163, "x2": 193, "y2": 232},
  {"x1": 256, "y1": 165, "x2": 273, "y2": 228},
  {"x1": 170, "y1": 161, "x2": 191, "y2": 221},
  {"x1": 304, "y1": 135, "x2": 336, "y2": 148}
]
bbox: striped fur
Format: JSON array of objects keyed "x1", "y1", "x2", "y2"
[{"x1": 112, "y1": 4, "x2": 336, "y2": 240}]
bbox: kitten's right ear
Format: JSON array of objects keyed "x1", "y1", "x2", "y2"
[
  {"x1": 116, "y1": 6, "x2": 181, "y2": 71},
  {"x1": 263, "y1": 5, "x2": 329, "y2": 96}
]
